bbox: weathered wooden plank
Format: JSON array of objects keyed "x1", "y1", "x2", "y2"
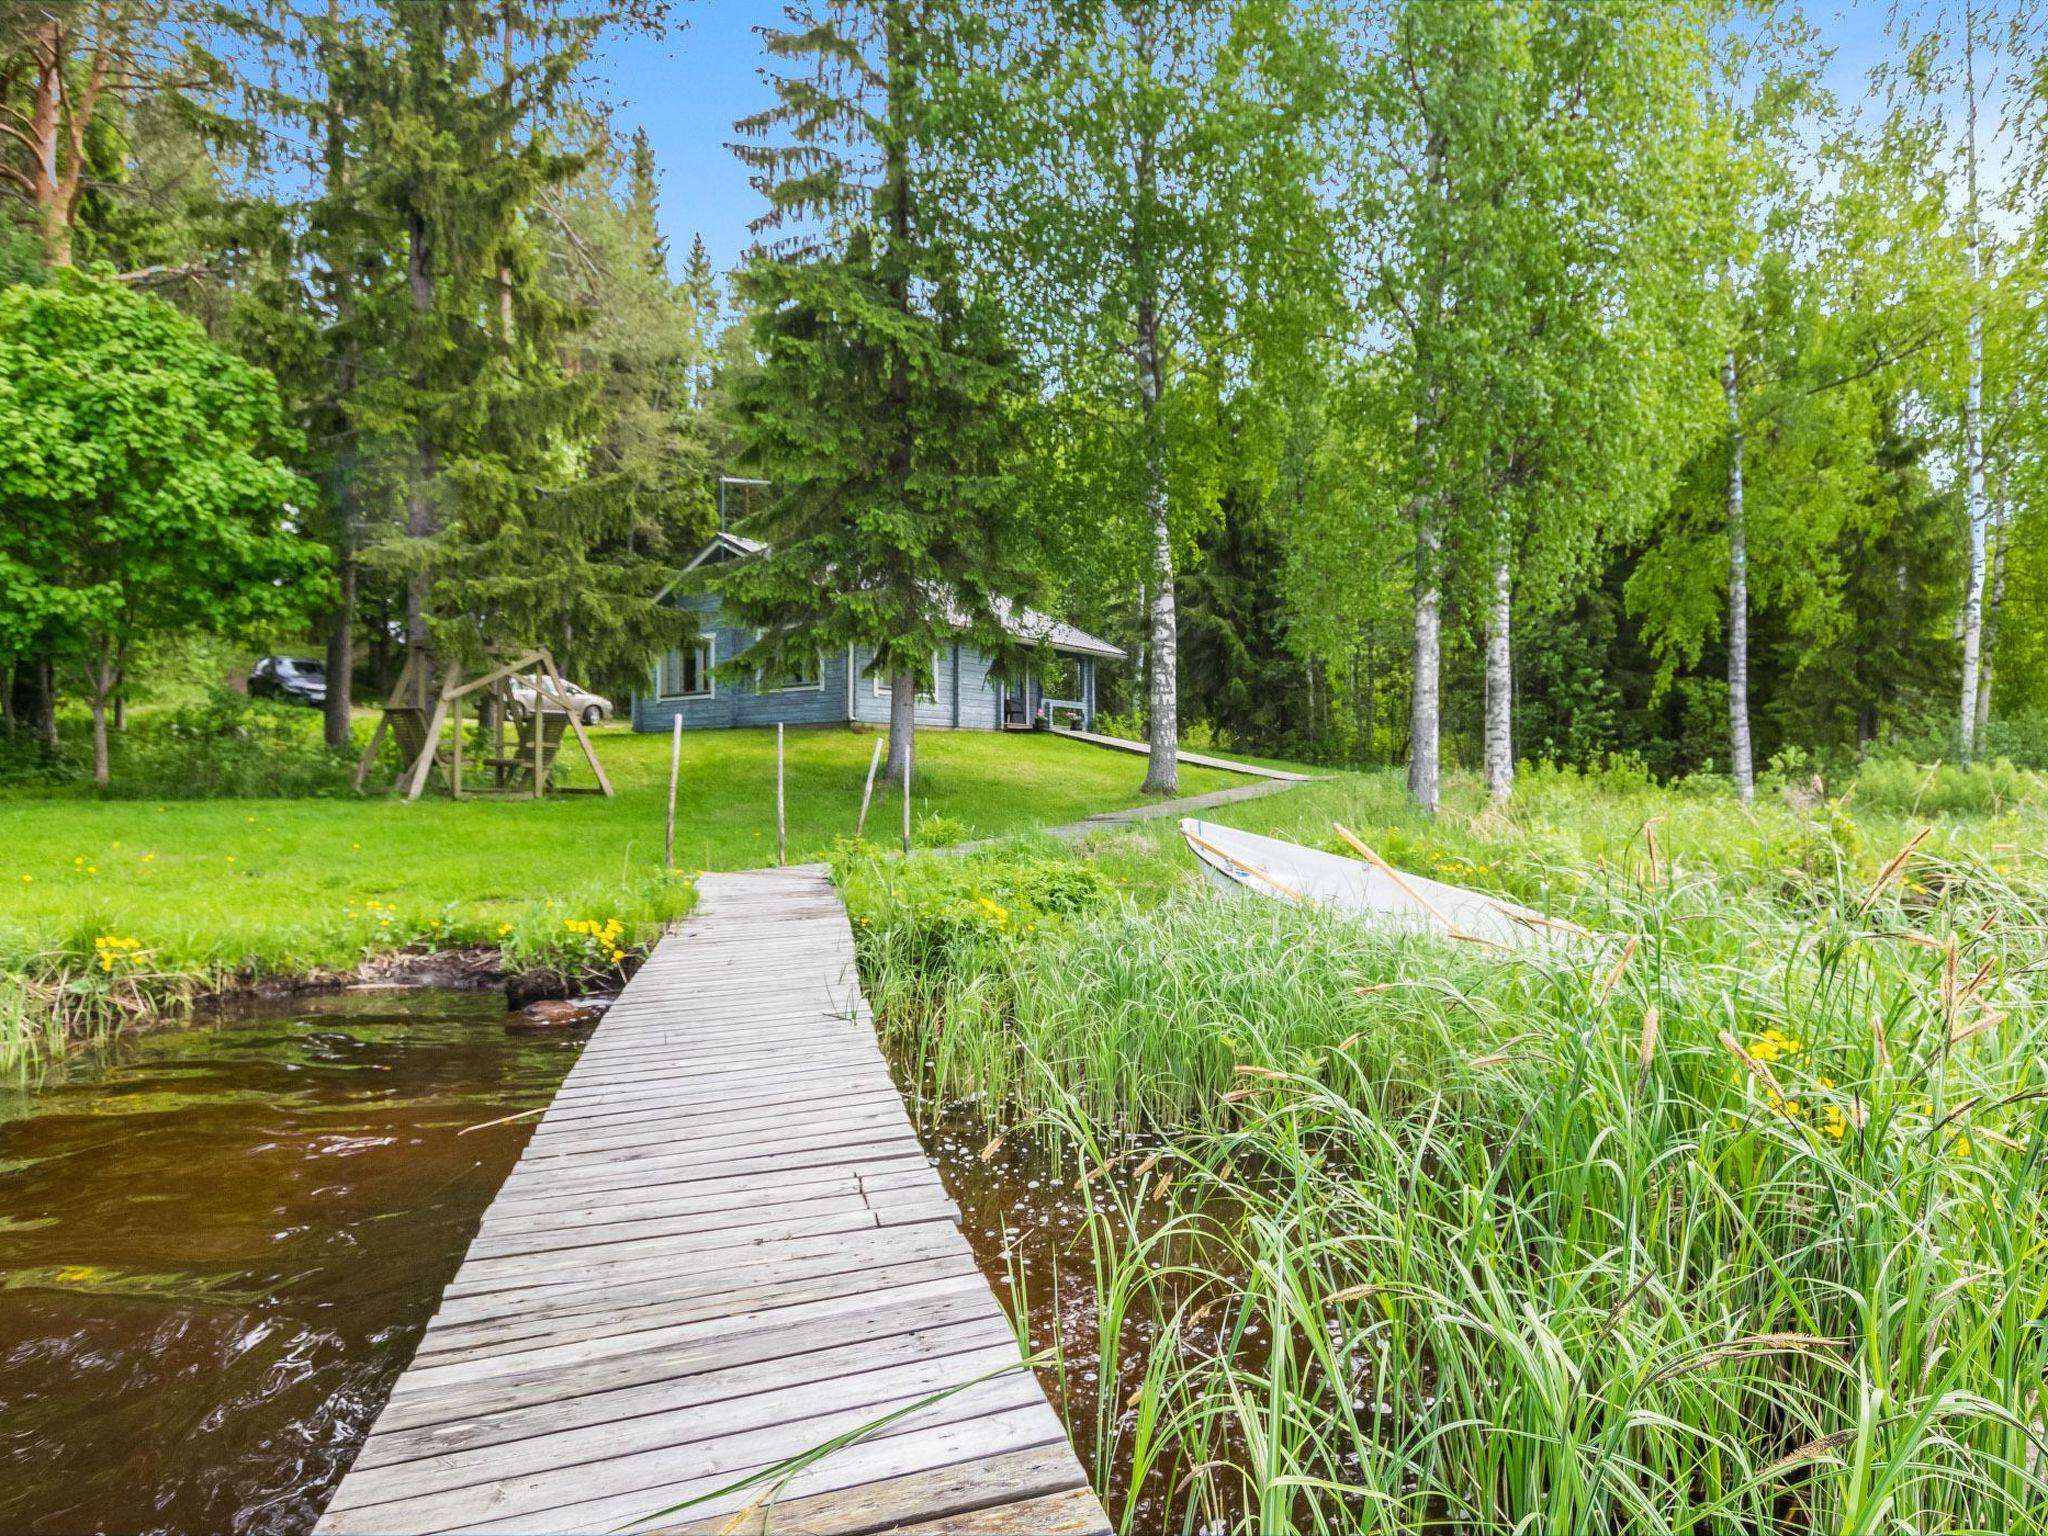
[
  {"x1": 468, "y1": 1191, "x2": 956, "y2": 1263},
  {"x1": 425, "y1": 1223, "x2": 978, "y2": 1332},
  {"x1": 649, "y1": 1443, "x2": 1092, "y2": 1536},
  {"x1": 323, "y1": 1377, "x2": 1053, "y2": 1533},
  {"x1": 435, "y1": 1217, "x2": 963, "y2": 1311},
  {"x1": 517, "y1": 1101, "x2": 914, "y2": 1163},
  {"x1": 334, "y1": 1340, "x2": 1034, "y2": 1516},
  {"x1": 525, "y1": 1081, "x2": 901, "y2": 1129},
  {"x1": 375, "y1": 1286, "x2": 1012, "y2": 1436},
  {"x1": 479, "y1": 1138, "x2": 930, "y2": 1207},
  {"x1": 889, "y1": 1486, "x2": 1114, "y2": 1535},
  {"x1": 315, "y1": 867, "x2": 1101, "y2": 1536},
  {"x1": 443, "y1": 1400, "x2": 1072, "y2": 1536},
  {"x1": 411, "y1": 1253, "x2": 986, "y2": 1366}
]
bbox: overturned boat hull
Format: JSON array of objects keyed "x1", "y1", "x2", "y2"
[{"x1": 1179, "y1": 818, "x2": 1574, "y2": 950}]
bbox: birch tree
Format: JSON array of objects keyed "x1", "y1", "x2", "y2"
[
  {"x1": 1956, "y1": 0, "x2": 1991, "y2": 761},
  {"x1": 1707, "y1": 18, "x2": 1824, "y2": 804},
  {"x1": 1343, "y1": 0, "x2": 1713, "y2": 809},
  {"x1": 974, "y1": 0, "x2": 1340, "y2": 795},
  {"x1": 1881, "y1": 0, "x2": 2022, "y2": 762}
]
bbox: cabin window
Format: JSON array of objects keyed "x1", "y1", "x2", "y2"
[
  {"x1": 658, "y1": 638, "x2": 714, "y2": 699},
  {"x1": 873, "y1": 651, "x2": 941, "y2": 703},
  {"x1": 756, "y1": 639, "x2": 823, "y2": 693}
]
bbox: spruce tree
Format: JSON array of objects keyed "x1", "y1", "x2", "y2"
[
  {"x1": 721, "y1": 1, "x2": 1042, "y2": 785},
  {"x1": 534, "y1": 122, "x2": 716, "y2": 690},
  {"x1": 335, "y1": 0, "x2": 688, "y2": 687}
]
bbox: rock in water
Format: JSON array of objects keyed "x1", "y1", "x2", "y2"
[{"x1": 510, "y1": 998, "x2": 607, "y2": 1031}]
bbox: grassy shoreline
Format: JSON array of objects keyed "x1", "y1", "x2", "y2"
[
  {"x1": 842, "y1": 764, "x2": 2048, "y2": 1533},
  {"x1": 2, "y1": 723, "x2": 1235, "y2": 1067}
]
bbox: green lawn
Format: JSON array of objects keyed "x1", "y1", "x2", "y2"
[{"x1": 0, "y1": 724, "x2": 1243, "y2": 1061}]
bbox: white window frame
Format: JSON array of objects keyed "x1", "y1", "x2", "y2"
[
  {"x1": 757, "y1": 637, "x2": 825, "y2": 694},
  {"x1": 873, "y1": 650, "x2": 942, "y2": 704},
  {"x1": 657, "y1": 636, "x2": 715, "y2": 700}
]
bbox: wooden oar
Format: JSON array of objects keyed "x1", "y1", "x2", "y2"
[
  {"x1": 1331, "y1": 822, "x2": 1500, "y2": 949},
  {"x1": 1485, "y1": 897, "x2": 1593, "y2": 939},
  {"x1": 1182, "y1": 826, "x2": 1308, "y2": 904}
]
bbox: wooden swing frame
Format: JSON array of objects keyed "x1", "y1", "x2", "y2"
[{"x1": 352, "y1": 646, "x2": 614, "y2": 802}]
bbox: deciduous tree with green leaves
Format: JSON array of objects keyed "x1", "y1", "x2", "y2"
[
  {"x1": 1341, "y1": 0, "x2": 1718, "y2": 810},
  {"x1": 972, "y1": 0, "x2": 1341, "y2": 796},
  {"x1": 0, "y1": 275, "x2": 323, "y2": 785}
]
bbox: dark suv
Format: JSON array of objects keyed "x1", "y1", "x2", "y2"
[{"x1": 249, "y1": 656, "x2": 329, "y2": 708}]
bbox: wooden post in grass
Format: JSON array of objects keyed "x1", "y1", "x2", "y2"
[
  {"x1": 776, "y1": 722, "x2": 787, "y2": 867},
  {"x1": 665, "y1": 713, "x2": 682, "y2": 871},
  {"x1": 855, "y1": 735, "x2": 883, "y2": 838},
  {"x1": 901, "y1": 734, "x2": 912, "y2": 855},
  {"x1": 449, "y1": 688, "x2": 463, "y2": 798},
  {"x1": 532, "y1": 685, "x2": 544, "y2": 799}
]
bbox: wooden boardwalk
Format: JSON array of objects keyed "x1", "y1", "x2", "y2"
[
  {"x1": 317, "y1": 866, "x2": 1108, "y2": 1536},
  {"x1": 1050, "y1": 726, "x2": 1312, "y2": 782}
]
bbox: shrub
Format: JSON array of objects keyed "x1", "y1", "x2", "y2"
[
  {"x1": 112, "y1": 688, "x2": 353, "y2": 799},
  {"x1": 837, "y1": 844, "x2": 1120, "y2": 982},
  {"x1": 1986, "y1": 710, "x2": 2048, "y2": 770},
  {"x1": 1853, "y1": 755, "x2": 2040, "y2": 818},
  {"x1": 913, "y1": 812, "x2": 972, "y2": 847}
]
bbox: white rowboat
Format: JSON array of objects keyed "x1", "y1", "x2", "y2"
[{"x1": 1179, "y1": 818, "x2": 1581, "y2": 951}]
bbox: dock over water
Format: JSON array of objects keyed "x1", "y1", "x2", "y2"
[{"x1": 317, "y1": 866, "x2": 1107, "y2": 1536}]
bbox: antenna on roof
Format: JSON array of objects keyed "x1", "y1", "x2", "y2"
[{"x1": 717, "y1": 476, "x2": 770, "y2": 532}]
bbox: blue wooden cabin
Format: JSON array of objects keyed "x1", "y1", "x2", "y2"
[{"x1": 631, "y1": 532, "x2": 1124, "y2": 736}]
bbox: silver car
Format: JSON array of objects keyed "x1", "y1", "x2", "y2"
[{"x1": 507, "y1": 674, "x2": 613, "y2": 726}]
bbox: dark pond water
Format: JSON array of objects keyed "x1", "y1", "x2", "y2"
[
  {"x1": 0, "y1": 990, "x2": 585, "y2": 1536},
  {"x1": 915, "y1": 1105, "x2": 1249, "y2": 1536}
]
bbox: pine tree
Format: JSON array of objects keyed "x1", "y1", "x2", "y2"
[
  {"x1": 720, "y1": 1, "x2": 1043, "y2": 785},
  {"x1": 682, "y1": 232, "x2": 722, "y2": 406}
]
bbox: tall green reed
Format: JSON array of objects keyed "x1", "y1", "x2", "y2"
[{"x1": 844, "y1": 819, "x2": 2048, "y2": 1532}]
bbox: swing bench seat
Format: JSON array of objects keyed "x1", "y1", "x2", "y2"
[
  {"x1": 361, "y1": 704, "x2": 451, "y2": 794},
  {"x1": 483, "y1": 708, "x2": 571, "y2": 791}
]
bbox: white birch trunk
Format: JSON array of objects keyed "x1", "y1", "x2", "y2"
[
  {"x1": 1724, "y1": 350, "x2": 1754, "y2": 806},
  {"x1": 1409, "y1": 508, "x2": 1441, "y2": 815},
  {"x1": 1134, "y1": 6, "x2": 1176, "y2": 799},
  {"x1": 1958, "y1": 6, "x2": 1988, "y2": 765},
  {"x1": 1142, "y1": 502, "x2": 1179, "y2": 795},
  {"x1": 1483, "y1": 546, "x2": 1512, "y2": 803},
  {"x1": 1976, "y1": 487, "x2": 2008, "y2": 740}
]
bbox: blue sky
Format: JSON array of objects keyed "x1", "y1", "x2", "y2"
[
  {"x1": 591, "y1": 1, "x2": 1982, "y2": 284},
  {"x1": 587, "y1": 3, "x2": 781, "y2": 281}
]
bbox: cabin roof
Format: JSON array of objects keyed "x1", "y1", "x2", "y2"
[
  {"x1": 671, "y1": 533, "x2": 1125, "y2": 661},
  {"x1": 978, "y1": 597, "x2": 1124, "y2": 660}
]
